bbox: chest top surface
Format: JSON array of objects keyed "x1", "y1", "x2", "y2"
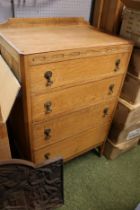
[{"x1": 0, "y1": 17, "x2": 131, "y2": 55}]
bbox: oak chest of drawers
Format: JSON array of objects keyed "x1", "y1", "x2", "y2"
[{"x1": 0, "y1": 18, "x2": 133, "y2": 163}]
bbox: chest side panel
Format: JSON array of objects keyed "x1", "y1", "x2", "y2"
[{"x1": 0, "y1": 18, "x2": 133, "y2": 163}]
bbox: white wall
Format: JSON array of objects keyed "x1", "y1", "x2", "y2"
[
  {"x1": 0, "y1": 1, "x2": 12, "y2": 23},
  {"x1": 0, "y1": 0, "x2": 92, "y2": 23},
  {"x1": 14, "y1": 0, "x2": 92, "y2": 21}
]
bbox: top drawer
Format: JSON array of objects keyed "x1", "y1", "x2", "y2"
[{"x1": 30, "y1": 53, "x2": 130, "y2": 95}]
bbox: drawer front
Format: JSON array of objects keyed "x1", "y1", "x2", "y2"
[
  {"x1": 33, "y1": 124, "x2": 110, "y2": 163},
  {"x1": 30, "y1": 53, "x2": 130, "y2": 94},
  {"x1": 32, "y1": 98, "x2": 117, "y2": 149},
  {"x1": 32, "y1": 75, "x2": 122, "y2": 122}
]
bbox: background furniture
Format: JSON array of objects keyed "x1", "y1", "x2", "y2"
[{"x1": 92, "y1": 0, "x2": 124, "y2": 34}]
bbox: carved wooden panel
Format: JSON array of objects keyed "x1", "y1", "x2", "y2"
[
  {"x1": 0, "y1": 158, "x2": 64, "y2": 210},
  {"x1": 28, "y1": 45, "x2": 132, "y2": 66}
]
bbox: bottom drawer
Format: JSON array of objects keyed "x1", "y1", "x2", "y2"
[
  {"x1": 33, "y1": 124, "x2": 110, "y2": 163},
  {"x1": 32, "y1": 98, "x2": 117, "y2": 149}
]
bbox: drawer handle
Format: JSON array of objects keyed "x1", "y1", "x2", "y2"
[
  {"x1": 44, "y1": 101, "x2": 52, "y2": 113},
  {"x1": 114, "y1": 59, "x2": 121, "y2": 72},
  {"x1": 108, "y1": 84, "x2": 115, "y2": 95},
  {"x1": 44, "y1": 128, "x2": 51, "y2": 140},
  {"x1": 103, "y1": 107, "x2": 109, "y2": 117},
  {"x1": 44, "y1": 71, "x2": 53, "y2": 86},
  {"x1": 44, "y1": 153, "x2": 50, "y2": 159}
]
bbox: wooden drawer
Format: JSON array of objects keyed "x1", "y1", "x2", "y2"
[
  {"x1": 33, "y1": 124, "x2": 110, "y2": 163},
  {"x1": 31, "y1": 75, "x2": 122, "y2": 122},
  {"x1": 30, "y1": 53, "x2": 129, "y2": 95},
  {"x1": 32, "y1": 98, "x2": 117, "y2": 150}
]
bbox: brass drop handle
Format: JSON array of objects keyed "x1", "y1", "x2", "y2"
[
  {"x1": 44, "y1": 71, "x2": 53, "y2": 86},
  {"x1": 114, "y1": 59, "x2": 121, "y2": 72},
  {"x1": 108, "y1": 84, "x2": 115, "y2": 95},
  {"x1": 44, "y1": 101, "x2": 52, "y2": 113},
  {"x1": 44, "y1": 128, "x2": 51, "y2": 140},
  {"x1": 103, "y1": 107, "x2": 109, "y2": 117},
  {"x1": 44, "y1": 153, "x2": 50, "y2": 159}
]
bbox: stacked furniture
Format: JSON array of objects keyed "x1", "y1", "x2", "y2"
[
  {"x1": 105, "y1": 97, "x2": 140, "y2": 160},
  {"x1": 105, "y1": 2, "x2": 140, "y2": 159},
  {"x1": 0, "y1": 18, "x2": 133, "y2": 164}
]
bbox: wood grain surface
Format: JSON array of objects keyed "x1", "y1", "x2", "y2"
[
  {"x1": 32, "y1": 98, "x2": 117, "y2": 150},
  {"x1": 0, "y1": 18, "x2": 131, "y2": 55},
  {"x1": 31, "y1": 75, "x2": 123, "y2": 122},
  {"x1": 30, "y1": 53, "x2": 130, "y2": 95},
  {"x1": 33, "y1": 124, "x2": 110, "y2": 163},
  {"x1": 0, "y1": 18, "x2": 133, "y2": 163}
]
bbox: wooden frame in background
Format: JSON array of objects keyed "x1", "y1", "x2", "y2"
[{"x1": 92, "y1": 0, "x2": 124, "y2": 34}]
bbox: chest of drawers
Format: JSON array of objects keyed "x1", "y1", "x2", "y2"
[{"x1": 0, "y1": 18, "x2": 133, "y2": 163}]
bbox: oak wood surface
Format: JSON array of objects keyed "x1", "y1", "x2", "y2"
[
  {"x1": 0, "y1": 18, "x2": 131, "y2": 55},
  {"x1": 33, "y1": 124, "x2": 109, "y2": 163},
  {"x1": 30, "y1": 53, "x2": 130, "y2": 95},
  {"x1": 31, "y1": 75, "x2": 123, "y2": 122},
  {"x1": 0, "y1": 17, "x2": 87, "y2": 28},
  {"x1": 0, "y1": 45, "x2": 21, "y2": 80},
  {"x1": 27, "y1": 45, "x2": 133, "y2": 66},
  {"x1": 32, "y1": 98, "x2": 117, "y2": 150}
]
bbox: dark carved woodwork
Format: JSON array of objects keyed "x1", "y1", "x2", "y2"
[{"x1": 0, "y1": 158, "x2": 64, "y2": 210}]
